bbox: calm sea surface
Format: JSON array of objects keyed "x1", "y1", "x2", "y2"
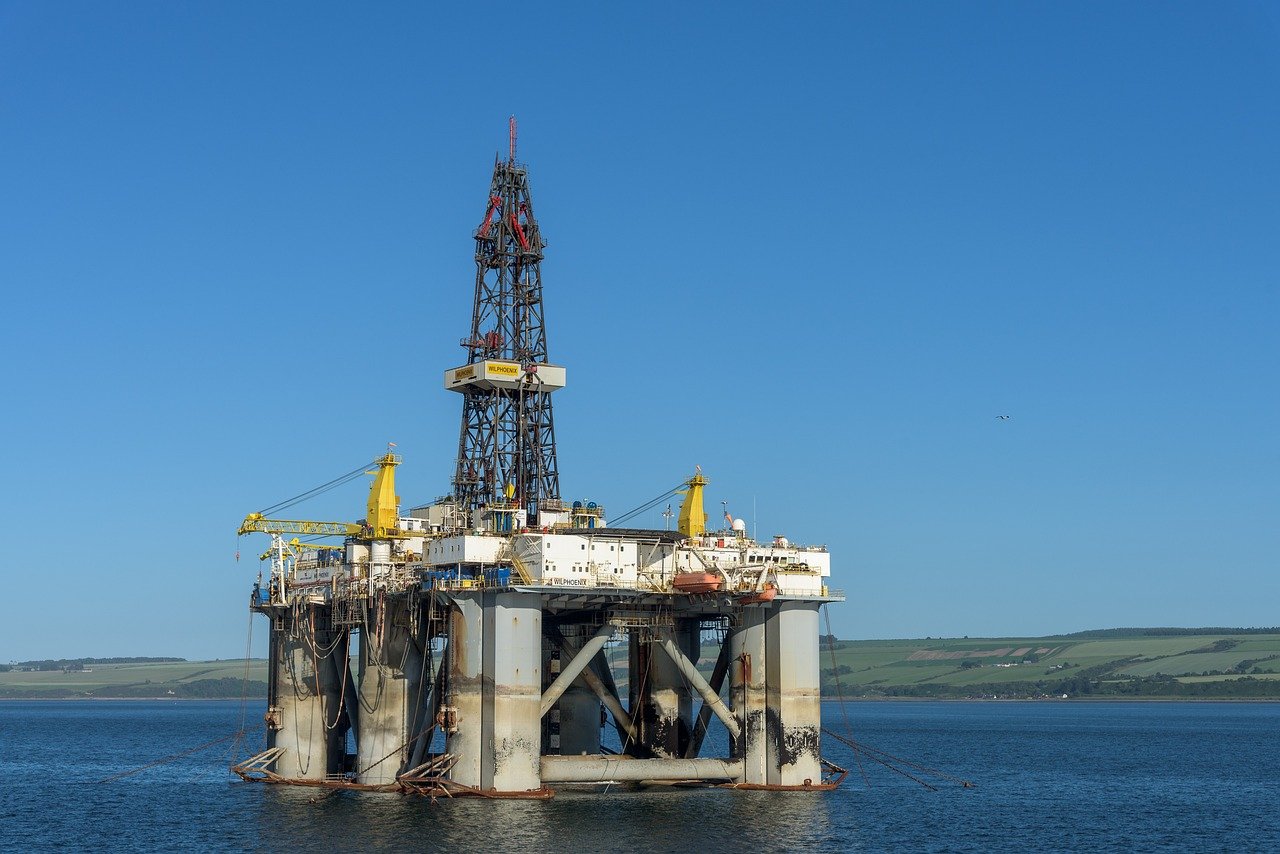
[{"x1": 1, "y1": 699, "x2": 1276, "y2": 852}]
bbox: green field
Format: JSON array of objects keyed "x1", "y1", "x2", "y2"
[
  {"x1": 818, "y1": 630, "x2": 1280, "y2": 699},
  {"x1": 7, "y1": 628, "x2": 1280, "y2": 700},
  {"x1": 0, "y1": 660, "x2": 268, "y2": 699}
]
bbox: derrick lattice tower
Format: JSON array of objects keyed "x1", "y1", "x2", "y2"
[{"x1": 448, "y1": 118, "x2": 563, "y2": 520}]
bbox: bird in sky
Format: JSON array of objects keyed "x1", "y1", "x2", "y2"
[{"x1": 996, "y1": 415, "x2": 1011, "y2": 420}]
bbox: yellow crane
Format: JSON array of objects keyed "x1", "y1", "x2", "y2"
[
  {"x1": 238, "y1": 452, "x2": 405, "y2": 541},
  {"x1": 677, "y1": 467, "x2": 708, "y2": 537}
]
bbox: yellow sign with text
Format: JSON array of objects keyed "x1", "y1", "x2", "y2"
[{"x1": 486, "y1": 362, "x2": 520, "y2": 378}]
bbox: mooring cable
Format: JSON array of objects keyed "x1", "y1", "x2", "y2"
[
  {"x1": 823, "y1": 604, "x2": 869, "y2": 787},
  {"x1": 97, "y1": 731, "x2": 245, "y2": 784}
]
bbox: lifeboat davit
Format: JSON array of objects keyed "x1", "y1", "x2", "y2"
[{"x1": 672, "y1": 571, "x2": 723, "y2": 594}]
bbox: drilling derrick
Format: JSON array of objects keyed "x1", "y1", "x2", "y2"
[{"x1": 447, "y1": 117, "x2": 564, "y2": 522}]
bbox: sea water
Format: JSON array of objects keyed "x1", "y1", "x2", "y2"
[{"x1": 1, "y1": 699, "x2": 1276, "y2": 852}]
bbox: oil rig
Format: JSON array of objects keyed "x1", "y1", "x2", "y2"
[{"x1": 234, "y1": 121, "x2": 846, "y2": 797}]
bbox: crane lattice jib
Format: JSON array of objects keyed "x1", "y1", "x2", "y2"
[
  {"x1": 237, "y1": 515, "x2": 362, "y2": 538},
  {"x1": 452, "y1": 124, "x2": 561, "y2": 519}
]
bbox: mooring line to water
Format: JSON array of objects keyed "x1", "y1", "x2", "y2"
[
  {"x1": 824, "y1": 730, "x2": 937, "y2": 791},
  {"x1": 821, "y1": 726, "x2": 975, "y2": 791},
  {"x1": 97, "y1": 730, "x2": 245, "y2": 784},
  {"x1": 823, "y1": 605, "x2": 870, "y2": 787},
  {"x1": 850, "y1": 738, "x2": 975, "y2": 788},
  {"x1": 229, "y1": 606, "x2": 256, "y2": 767}
]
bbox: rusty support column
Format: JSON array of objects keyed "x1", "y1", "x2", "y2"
[
  {"x1": 729, "y1": 608, "x2": 768, "y2": 784},
  {"x1": 355, "y1": 593, "x2": 426, "y2": 785},
  {"x1": 445, "y1": 591, "x2": 543, "y2": 793},
  {"x1": 483, "y1": 591, "x2": 543, "y2": 792},
  {"x1": 268, "y1": 606, "x2": 348, "y2": 780},
  {"x1": 444, "y1": 595, "x2": 484, "y2": 788},
  {"x1": 765, "y1": 601, "x2": 822, "y2": 785}
]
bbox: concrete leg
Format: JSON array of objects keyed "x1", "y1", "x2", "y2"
[
  {"x1": 444, "y1": 595, "x2": 484, "y2": 788},
  {"x1": 355, "y1": 594, "x2": 426, "y2": 785},
  {"x1": 446, "y1": 591, "x2": 543, "y2": 793},
  {"x1": 318, "y1": 624, "x2": 350, "y2": 767},
  {"x1": 765, "y1": 601, "x2": 822, "y2": 786},
  {"x1": 729, "y1": 609, "x2": 768, "y2": 784},
  {"x1": 268, "y1": 607, "x2": 348, "y2": 780},
  {"x1": 482, "y1": 591, "x2": 542, "y2": 792}
]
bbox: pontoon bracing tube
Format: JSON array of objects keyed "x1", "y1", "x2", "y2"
[
  {"x1": 578, "y1": 654, "x2": 638, "y2": 744},
  {"x1": 540, "y1": 622, "x2": 614, "y2": 718},
  {"x1": 656, "y1": 637, "x2": 741, "y2": 741},
  {"x1": 540, "y1": 756, "x2": 743, "y2": 783},
  {"x1": 685, "y1": 638, "x2": 733, "y2": 759}
]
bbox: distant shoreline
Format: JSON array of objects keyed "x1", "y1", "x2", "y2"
[
  {"x1": 0, "y1": 696, "x2": 264, "y2": 702},
  {"x1": 4, "y1": 695, "x2": 1277, "y2": 703}
]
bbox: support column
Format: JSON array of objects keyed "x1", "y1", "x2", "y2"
[
  {"x1": 355, "y1": 593, "x2": 426, "y2": 785},
  {"x1": 267, "y1": 606, "x2": 348, "y2": 780},
  {"x1": 444, "y1": 595, "x2": 484, "y2": 788},
  {"x1": 765, "y1": 601, "x2": 822, "y2": 786},
  {"x1": 445, "y1": 591, "x2": 543, "y2": 793},
  {"x1": 482, "y1": 591, "x2": 542, "y2": 792},
  {"x1": 729, "y1": 608, "x2": 768, "y2": 784}
]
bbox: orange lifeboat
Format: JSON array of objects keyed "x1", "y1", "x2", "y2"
[
  {"x1": 737, "y1": 583, "x2": 778, "y2": 605},
  {"x1": 672, "y1": 571, "x2": 723, "y2": 594}
]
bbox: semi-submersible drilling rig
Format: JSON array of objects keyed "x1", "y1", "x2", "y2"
[{"x1": 234, "y1": 123, "x2": 846, "y2": 796}]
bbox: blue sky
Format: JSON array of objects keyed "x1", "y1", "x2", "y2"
[{"x1": 1, "y1": 2, "x2": 1276, "y2": 660}]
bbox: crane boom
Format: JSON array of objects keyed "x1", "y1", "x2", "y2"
[{"x1": 238, "y1": 514, "x2": 362, "y2": 537}]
